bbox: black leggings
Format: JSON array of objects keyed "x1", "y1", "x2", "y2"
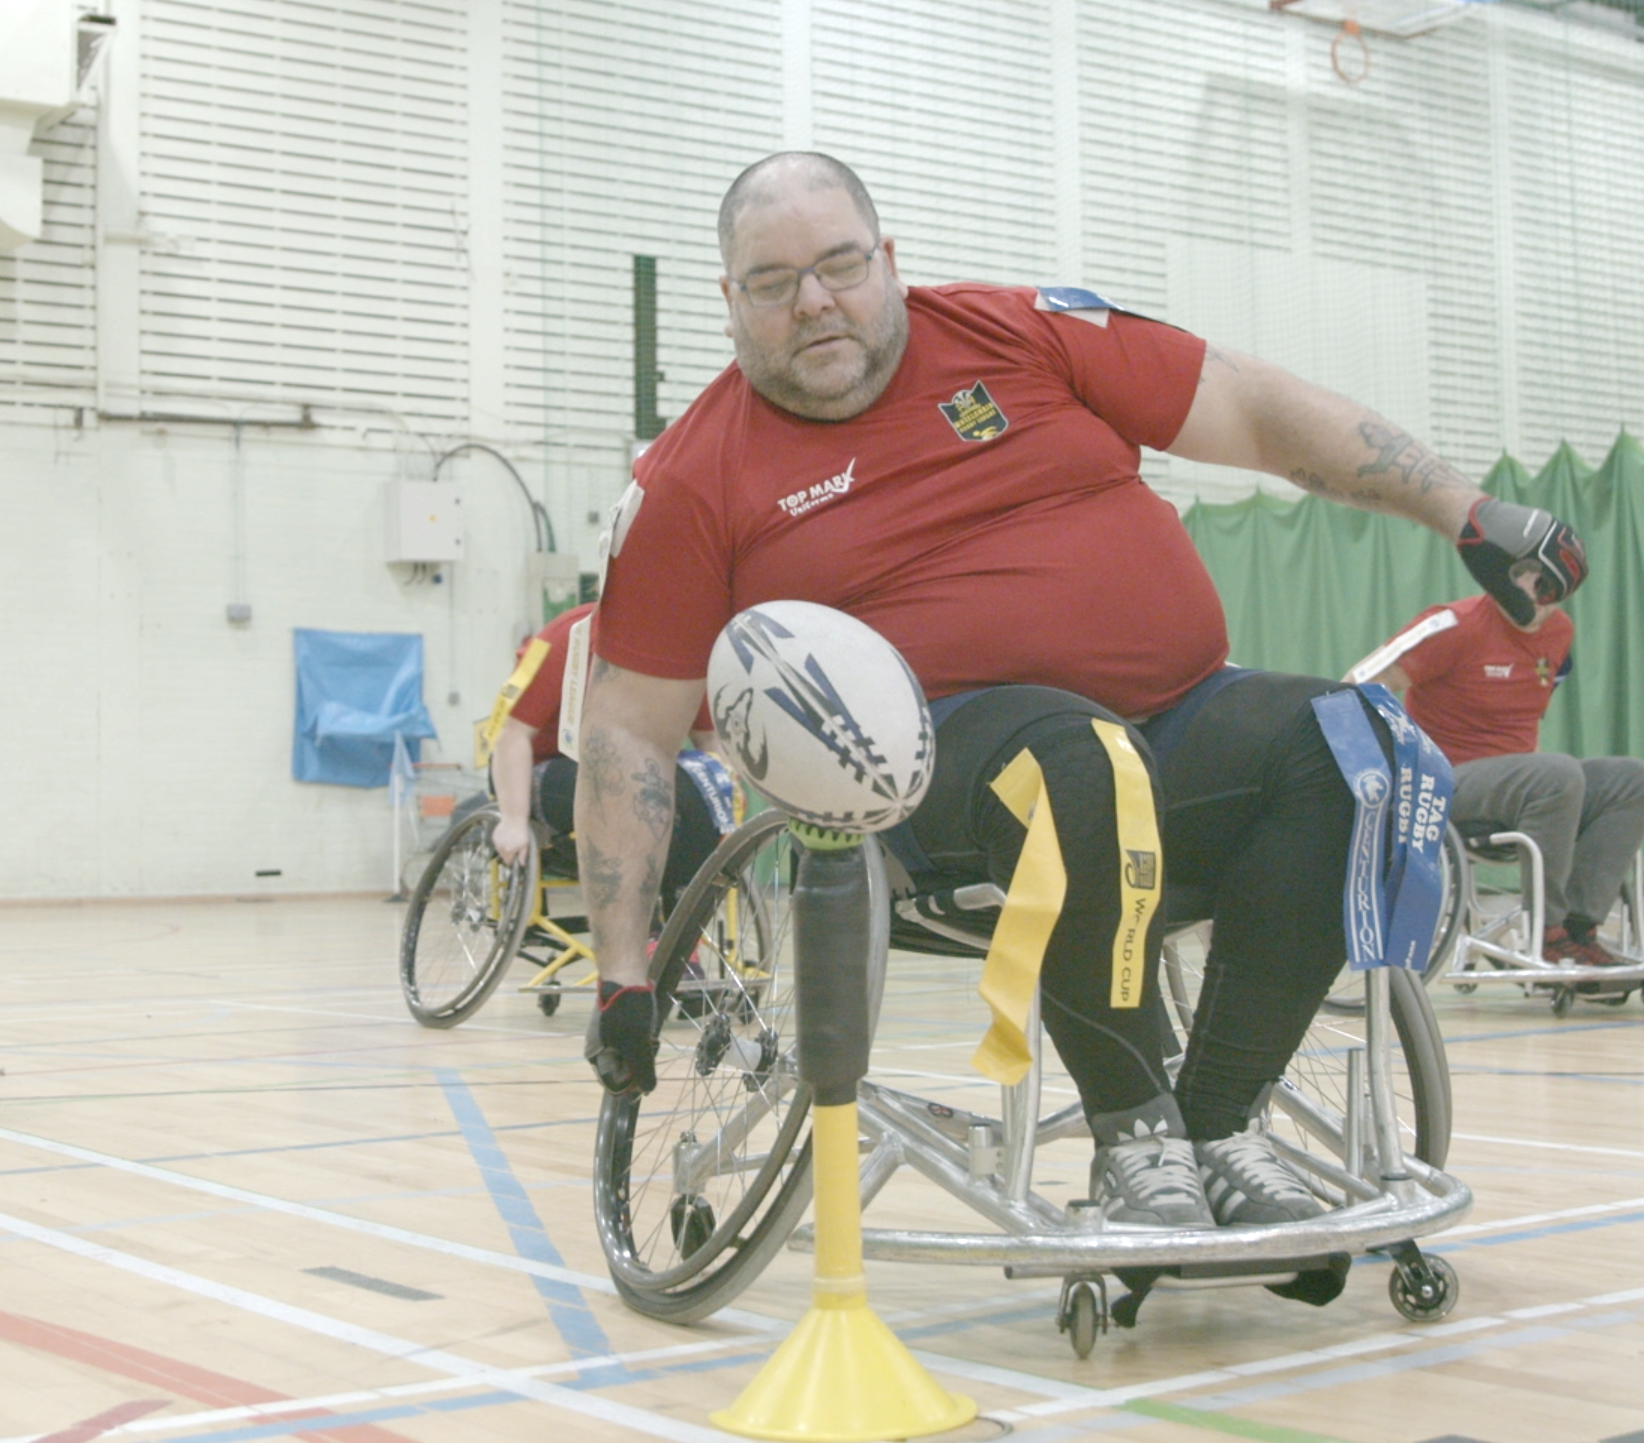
[{"x1": 907, "y1": 672, "x2": 1383, "y2": 1139}]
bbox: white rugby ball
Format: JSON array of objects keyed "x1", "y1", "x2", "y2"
[{"x1": 707, "y1": 601, "x2": 933, "y2": 833}]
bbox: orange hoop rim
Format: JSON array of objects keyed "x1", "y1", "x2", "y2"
[{"x1": 1331, "y1": 18, "x2": 1371, "y2": 85}]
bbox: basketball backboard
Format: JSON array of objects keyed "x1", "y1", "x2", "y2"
[{"x1": 1270, "y1": 0, "x2": 1497, "y2": 38}]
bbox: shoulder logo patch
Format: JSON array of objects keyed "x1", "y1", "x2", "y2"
[{"x1": 939, "y1": 381, "x2": 1008, "y2": 442}]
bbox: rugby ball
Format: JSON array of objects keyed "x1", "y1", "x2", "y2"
[{"x1": 707, "y1": 601, "x2": 934, "y2": 833}]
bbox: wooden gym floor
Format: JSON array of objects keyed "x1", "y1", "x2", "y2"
[{"x1": 4, "y1": 895, "x2": 1644, "y2": 1443}]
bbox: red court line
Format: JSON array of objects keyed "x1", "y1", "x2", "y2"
[
  {"x1": 33, "y1": 1399, "x2": 171, "y2": 1443},
  {"x1": 0, "y1": 1310, "x2": 429, "y2": 1443}
]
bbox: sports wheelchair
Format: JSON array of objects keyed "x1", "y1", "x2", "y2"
[
  {"x1": 591, "y1": 810, "x2": 1471, "y2": 1358},
  {"x1": 1422, "y1": 821, "x2": 1644, "y2": 1016},
  {"x1": 398, "y1": 795, "x2": 766, "y2": 1029},
  {"x1": 398, "y1": 802, "x2": 599, "y2": 1027}
]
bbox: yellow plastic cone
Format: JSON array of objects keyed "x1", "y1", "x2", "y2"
[{"x1": 711, "y1": 1103, "x2": 976, "y2": 1441}]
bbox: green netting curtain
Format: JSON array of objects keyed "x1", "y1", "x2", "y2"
[{"x1": 1180, "y1": 430, "x2": 1644, "y2": 760}]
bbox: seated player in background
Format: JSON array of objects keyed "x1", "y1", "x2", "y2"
[
  {"x1": 1349, "y1": 568, "x2": 1644, "y2": 969},
  {"x1": 483, "y1": 601, "x2": 731, "y2": 907}
]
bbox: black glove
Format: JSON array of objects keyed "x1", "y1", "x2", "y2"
[
  {"x1": 590, "y1": 980, "x2": 658, "y2": 1095},
  {"x1": 1457, "y1": 497, "x2": 1587, "y2": 626}
]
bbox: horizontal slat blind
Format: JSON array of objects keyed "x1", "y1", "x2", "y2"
[
  {"x1": 0, "y1": 116, "x2": 99, "y2": 415},
  {"x1": 139, "y1": 0, "x2": 471, "y2": 425},
  {"x1": 500, "y1": 0, "x2": 782, "y2": 447}
]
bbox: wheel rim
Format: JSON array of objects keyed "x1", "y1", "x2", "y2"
[
  {"x1": 401, "y1": 809, "x2": 531, "y2": 1021},
  {"x1": 595, "y1": 816, "x2": 813, "y2": 1296}
]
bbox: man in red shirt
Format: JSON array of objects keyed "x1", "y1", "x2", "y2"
[
  {"x1": 484, "y1": 601, "x2": 728, "y2": 903},
  {"x1": 1352, "y1": 577, "x2": 1644, "y2": 967},
  {"x1": 575, "y1": 152, "x2": 1585, "y2": 1238}
]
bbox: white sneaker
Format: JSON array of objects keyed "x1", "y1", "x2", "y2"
[{"x1": 1196, "y1": 1122, "x2": 1324, "y2": 1226}]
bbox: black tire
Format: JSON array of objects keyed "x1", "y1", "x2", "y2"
[
  {"x1": 399, "y1": 805, "x2": 536, "y2": 1028},
  {"x1": 1420, "y1": 825, "x2": 1466, "y2": 989},
  {"x1": 1162, "y1": 925, "x2": 1452, "y2": 1183},
  {"x1": 592, "y1": 812, "x2": 819, "y2": 1322}
]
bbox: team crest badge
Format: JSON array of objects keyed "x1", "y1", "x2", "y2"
[{"x1": 938, "y1": 381, "x2": 1009, "y2": 442}]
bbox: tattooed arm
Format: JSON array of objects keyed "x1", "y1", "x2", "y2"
[
  {"x1": 1167, "y1": 344, "x2": 1480, "y2": 540},
  {"x1": 573, "y1": 657, "x2": 707, "y2": 986}
]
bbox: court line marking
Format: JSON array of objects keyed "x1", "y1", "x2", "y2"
[
  {"x1": 0, "y1": 1209, "x2": 747, "y2": 1443},
  {"x1": 1452, "y1": 1129, "x2": 1644, "y2": 1160}
]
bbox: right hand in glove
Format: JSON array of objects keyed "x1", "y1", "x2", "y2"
[
  {"x1": 1457, "y1": 497, "x2": 1587, "y2": 626},
  {"x1": 589, "y1": 980, "x2": 658, "y2": 1095}
]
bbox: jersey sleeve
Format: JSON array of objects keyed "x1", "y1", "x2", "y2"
[
  {"x1": 1035, "y1": 305, "x2": 1207, "y2": 452},
  {"x1": 508, "y1": 603, "x2": 594, "y2": 732},
  {"x1": 1386, "y1": 607, "x2": 1464, "y2": 687},
  {"x1": 507, "y1": 640, "x2": 560, "y2": 733},
  {"x1": 595, "y1": 419, "x2": 736, "y2": 680}
]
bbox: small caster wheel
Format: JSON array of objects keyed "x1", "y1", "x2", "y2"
[
  {"x1": 1388, "y1": 1253, "x2": 1458, "y2": 1322},
  {"x1": 536, "y1": 990, "x2": 561, "y2": 1017},
  {"x1": 1067, "y1": 1282, "x2": 1100, "y2": 1358},
  {"x1": 669, "y1": 1195, "x2": 715, "y2": 1260},
  {"x1": 1552, "y1": 987, "x2": 1575, "y2": 1018},
  {"x1": 1056, "y1": 1276, "x2": 1106, "y2": 1358}
]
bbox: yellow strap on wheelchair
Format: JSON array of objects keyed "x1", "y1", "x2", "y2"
[
  {"x1": 972, "y1": 747, "x2": 1065, "y2": 1086},
  {"x1": 970, "y1": 720, "x2": 1162, "y2": 1085},
  {"x1": 1091, "y1": 718, "x2": 1162, "y2": 1010},
  {"x1": 474, "y1": 637, "x2": 552, "y2": 768}
]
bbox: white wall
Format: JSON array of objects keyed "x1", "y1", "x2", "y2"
[{"x1": 2, "y1": 0, "x2": 1642, "y2": 897}]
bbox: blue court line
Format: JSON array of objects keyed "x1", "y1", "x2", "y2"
[{"x1": 435, "y1": 1068, "x2": 620, "y2": 1370}]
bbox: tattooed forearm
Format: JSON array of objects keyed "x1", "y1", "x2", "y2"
[
  {"x1": 630, "y1": 757, "x2": 673, "y2": 842},
  {"x1": 1200, "y1": 345, "x2": 1242, "y2": 382},
  {"x1": 579, "y1": 727, "x2": 623, "y2": 804},
  {"x1": 1355, "y1": 420, "x2": 1470, "y2": 496},
  {"x1": 582, "y1": 839, "x2": 625, "y2": 911}
]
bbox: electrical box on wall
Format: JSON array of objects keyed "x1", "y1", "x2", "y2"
[
  {"x1": 385, "y1": 481, "x2": 464, "y2": 563},
  {"x1": 528, "y1": 550, "x2": 582, "y2": 621}
]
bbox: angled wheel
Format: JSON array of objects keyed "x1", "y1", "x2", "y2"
[
  {"x1": 1389, "y1": 1253, "x2": 1458, "y2": 1322},
  {"x1": 593, "y1": 811, "x2": 811, "y2": 1322},
  {"x1": 1162, "y1": 924, "x2": 1452, "y2": 1204},
  {"x1": 399, "y1": 805, "x2": 536, "y2": 1028}
]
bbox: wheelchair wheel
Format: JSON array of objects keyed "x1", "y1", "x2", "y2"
[
  {"x1": 399, "y1": 805, "x2": 536, "y2": 1029},
  {"x1": 1163, "y1": 929, "x2": 1451, "y2": 1182},
  {"x1": 1421, "y1": 825, "x2": 1466, "y2": 988},
  {"x1": 592, "y1": 811, "x2": 815, "y2": 1322}
]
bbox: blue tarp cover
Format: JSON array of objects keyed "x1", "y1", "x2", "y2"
[{"x1": 292, "y1": 628, "x2": 437, "y2": 788}]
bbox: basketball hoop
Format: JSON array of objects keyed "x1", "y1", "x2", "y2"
[{"x1": 1332, "y1": 18, "x2": 1372, "y2": 84}]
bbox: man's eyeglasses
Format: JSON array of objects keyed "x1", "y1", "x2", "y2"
[{"x1": 733, "y1": 247, "x2": 878, "y2": 309}]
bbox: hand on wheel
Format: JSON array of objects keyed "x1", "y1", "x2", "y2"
[
  {"x1": 1457, "y1": 498, "x2": 1586, "y2": 625},
  {"x1": 591, "y1": 980, "x2": 658, "y2": 1095}
]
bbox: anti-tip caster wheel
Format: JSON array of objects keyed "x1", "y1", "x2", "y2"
[
  {"x1": 1551, "y1": 986, "x2": 1576, "y2": 1018},
  {"x1": 1389, "y1": 1253, "x2": 1458, "y2": 1322},
  {"x1": 1057, "y1": 1277, "x2": 1106, "y2": 1359},
  {"x1": 536, "y1": 990, "x2": 561, "y2": 1017}
]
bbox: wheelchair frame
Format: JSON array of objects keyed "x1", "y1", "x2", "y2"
[
  {"x1": 398, "y1": 805, "x2": 602, "y2": 1027},
  {"x1": 591, "y1": 811, "x2": 1473, "y2": 1357},
  {"x1": 1425, "y1": 822, "x2": 1644, "y2": 1017}
]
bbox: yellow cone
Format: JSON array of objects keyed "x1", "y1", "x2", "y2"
[{"x1": 711, "y1": 1103, "x2": 976, "y2": 1441}]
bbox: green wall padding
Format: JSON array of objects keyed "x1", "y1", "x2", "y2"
[{"x1": 1181, "y1": 430, "x2": 1644, "y2": 761}]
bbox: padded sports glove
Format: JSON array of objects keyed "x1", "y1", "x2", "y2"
[
  {"x1": 1457, "y1": 497, "x2": 1587, "y2": 626},
  {"x1": 590, "y1": 980, "x2": 658, "y2": 1095}
]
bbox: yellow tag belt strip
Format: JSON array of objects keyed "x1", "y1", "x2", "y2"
[
  {"x1": 971, "y1": 719, "x2": 1162, "y2": 1085},
  {"x1": 474, "y1": 636, "x2": 552, "y2": 767}
]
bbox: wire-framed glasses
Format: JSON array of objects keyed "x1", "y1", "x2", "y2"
[{"x1": 733, "y1": 247, "x2": 879, "y2": 309}]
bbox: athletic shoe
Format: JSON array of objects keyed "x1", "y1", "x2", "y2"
[
  {"x1": 1089, "y1": 1135, "x2": 1216, "y2": 1228},
  {"x1": 1196, "y1": 1121, "x2": 1325, "y2": 1226},
  {"x1": 1545, "y1": 927, "x2": 1630, "y2": 994},
  {"x1": 1542, "y1": 926, "x2": 1626, "y2": 966}
]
